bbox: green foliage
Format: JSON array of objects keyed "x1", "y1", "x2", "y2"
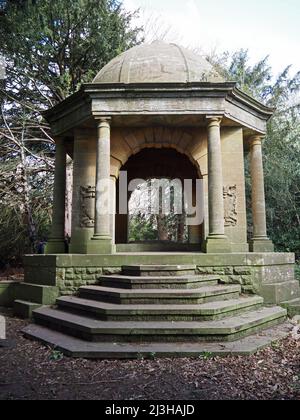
[
  {"x1": 216, "y1": 50, "x2": 300, "y2": 256},
  {"x1": 128, "y1": 179, "x2": 188, "y2": 243},
  {"x1": 0, "y1": 159, "x2": 52, "y2": 266},
  {"x1": 0, "y1": 0, "x2": 142, "y2": 104},
  {"x1": 199, "y1": 352, "x2": 213, "y2": 360},
  {"x1": 129, "y1": 214, "x2": 158, "y2": 242},
  {"x1": 295, "y1": 263, "x2": 300, "y2": 283},
  {"x1": 0, "y1": 0, "x2": 142, "y2": 265},
  {"x1": 49, "y1": 349, "x2": 64, "y2": 362},
  {"x1": 1, "y1": 3, "x2": 299, "y2": 263}
]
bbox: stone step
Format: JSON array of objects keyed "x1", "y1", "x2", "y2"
[
  {"x1": 22, "y1": 322, "x2": 293, "y2": 358},
  {"x1": 122, "y1": 265, "x2": 196, "y2": 277},
  {"x1": 13, "y1": 300, "x2": 41, "y2": 319},
  {"x1": 99, "y1": 274, "x2": 219, "y2": 290},
  {"x1": 79, "y1": 284, "x2": 242, "y2": 305},
  {"x1": 56, "y1": 295, "x2": 264, "y2": 321},
  {"x1": 15, "y1": 283, "x2": 59, "y2": 305},
  {"x1": 33, "y1": 306, "x2": 287, "y2": 343}
]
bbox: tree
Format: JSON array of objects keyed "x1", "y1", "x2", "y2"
[
  {"x1": 128, "y1": 179, "x2": 188, "y2": 243},
  {"x1": 211, "y1": 49, "x2": 300, "y2": 255},
  {"x1": 0, "y1": 0, "x2": 142, "y2": 104},
  {"x1": 0, "y1": 0, "x2": 142, "y2": 265}
]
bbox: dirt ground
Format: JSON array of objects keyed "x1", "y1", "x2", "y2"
[
  {"x1": 0, "y1": 268, "x2": 23, "y2": 282},
  {"x1": 0, "y1": 312, "x2": 299, "y2": 401}
]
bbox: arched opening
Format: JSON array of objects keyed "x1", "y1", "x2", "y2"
[{"x1": 115, "y1": 148, "x2": 204, "y2": 252}]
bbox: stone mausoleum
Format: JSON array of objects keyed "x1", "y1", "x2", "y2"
[{"x1": 18, "y1": 42, "x2": 300, "y2": 357}]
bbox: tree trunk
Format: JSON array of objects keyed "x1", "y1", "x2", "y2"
[
  {"x1": 156, "y1": 214, "x2": 168, "y2": 241},
  {"x1": 20, "y1": 131, "x2": 36, "y2": 252},
  {"x1": 177, "y1": 213, "x2": 185, "y2": 243}
]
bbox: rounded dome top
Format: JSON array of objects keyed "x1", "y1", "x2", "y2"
[{"x1": 93, "y1": 41, "x2": 224, "y2": 84}]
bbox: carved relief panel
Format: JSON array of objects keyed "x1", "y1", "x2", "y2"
[
  {"x1": 80, "y1": 186, "x2": 95, "y2": 228},
  {"x1": 223, "y1": 185, "x2": 238, "y2": 227}
]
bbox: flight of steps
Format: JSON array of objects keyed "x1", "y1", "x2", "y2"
[{"x1": 22, "y1": 265, "x2": 289, "y2": 358}]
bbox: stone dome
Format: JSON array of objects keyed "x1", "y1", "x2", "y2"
[{"x1": 93, "y1": 41, "x2": 224, "y2": 84}]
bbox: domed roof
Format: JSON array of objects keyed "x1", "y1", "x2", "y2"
[{"x1": 93, "y1": 41, "x2": 224, "y2": 84}]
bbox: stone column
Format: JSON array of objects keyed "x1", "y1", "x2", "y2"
[
  {"x1": 205, "y1": 117, "x2": 230, "y2": 253},
  {"x1": 249, "y1": 136, "x2": 274, "y2": 252},
  {"x1": 110, "y1": 176, "x2": 117, "y2": 245},
  {"x1": 87, "y1": 118, "x2": 113, "y2": 254},
  {"x1": 46, "y1": 138, "x2": 67, "y2": 254},
  {"x1": 69, "y1": 129, "x2": 96, "y2": 254}
]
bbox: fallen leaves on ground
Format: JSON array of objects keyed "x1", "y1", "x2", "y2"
[{"x1": 0, "y1": 313, "x2": 299, "y2": 400}]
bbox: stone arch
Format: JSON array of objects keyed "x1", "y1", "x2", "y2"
[
  {"x1": 115, "y1": 147, "x2": 204, "y2": 247},
  {"x1": 110, "y1": 127, "x2": 205, "y2": 179}
]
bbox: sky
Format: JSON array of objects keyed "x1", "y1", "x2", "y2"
[{"x1": 123, "y1": 0, "x2": 300, "y2": 77}]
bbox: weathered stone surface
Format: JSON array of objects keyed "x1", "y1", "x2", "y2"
[
  {"x1": 22, "y1": 322, "x2": 292, "y2": 358},
  {"x1": 75, "y1": 268, "x2": 85, "y2": 275},
  {"x1": 14, "y1": 300, "x2": 41, "y2": 319},
  {"x1": 86, "y1": 268, "x2": 97, "y2": 275},
  {"x1": 241, "y1": 276, "x2": 253, "y2": 285},
  {"x1": 0, "y1": 315, "x2": 5, "y2": 339},
  {"x1": 94, "y1": 41, "x2": 225, "y2": 85},
  {"x1": 65, "y1": 274, "x2": 76, "y2": 281},
  {"x1": 21, "y1": 253, "x2": 298, "y2": 305},
  {"x1": 234, "y1": 267, "x2": 252, "y2": 276},
  {"x1": 242, "y1": 286, "x2": 256, "y2": 295},
  {"x1": 56, "y1": 295, "x2": 263, "y2": 322},
  {"x1": 261, "y1": 281, "x2": 300, "y2": 304},
  {"x1": 0, "y1": 282, "x2": 17, "y2": 307},
  {"x1": 292, "y1": 315, "x2": 300, "y2": 325},
  {"x1": 229, "y1": 275, "x2": 243, "y2": 285},
  {"x1": 15, "y1": 283, "x2": 59, "y2": 305},
  {"x1": 19, "y1": 262, "x2": 290, "y2": 358},
  {"x1": 32, "y1": 306, "x2": 287, "y2": 343}
]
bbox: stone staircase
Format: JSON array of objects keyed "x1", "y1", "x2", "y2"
[{"x1": 22, "y1": 265, "x2": 290, "y2": 358}]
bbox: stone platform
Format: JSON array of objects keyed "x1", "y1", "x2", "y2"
[
  {"x1": 17, "y1": 252, "x2": 299, "y2": 312},
  {"x1": 21, "y1": 261, "x2": 296, "y2": 358}
]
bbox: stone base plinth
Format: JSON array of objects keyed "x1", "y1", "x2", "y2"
[
  {"x1": 249, "y1": 239, "x2": 274, "y2": 253},
  {"x1": 45, "y1": 240, "x2": 66, "y2": 254},
  {"x1": 86, "y1": 238, "x2": 115, "y2": 255},
  {"x1": 204, "y1": 236, "x2": 231, "y2": 253},
  {"x1": 20, "y1": 252, "x2": 299, "y2": 308}
]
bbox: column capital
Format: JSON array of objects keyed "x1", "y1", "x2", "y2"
[
  {"x1": 249, "y1": 135, "x2": 264, "y2": 147},
  {"x1": 206, "y1": 116, "x2": 223, "y2": 127},
  {"x1": 95, "y1": 117, "x2": 111, "y2": 129}
]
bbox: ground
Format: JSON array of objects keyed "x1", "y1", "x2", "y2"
[
  {"x1": 0, "y1": 311, "x2": 299, "y2": 401},
  {"x1": 0, "y1": 267, "x2": 23, "y2": 282}
]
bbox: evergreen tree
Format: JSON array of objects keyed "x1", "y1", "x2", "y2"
[
  {"x1": 212, "y1": 49, "x2": 300, "y2": 255},
  {"x1": 0, "y1": 0, "x2": 142, "y2": 265}
]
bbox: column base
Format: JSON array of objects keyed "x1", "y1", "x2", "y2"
[
  {"x1": 86, "y1": 237, "x2": 115, "y2": 255},
  {"x1": 45, "y1": 239, "x2": 66, "y2": 254},
  {"x1": 249, "y1": 238, "x2": 274, "y2": 253},
  {"x1": 204, "y1": 236, "x2": 231, "y2": 254}
]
